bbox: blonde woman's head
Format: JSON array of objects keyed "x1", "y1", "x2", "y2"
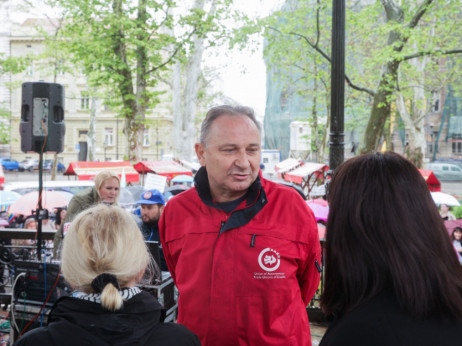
[
  {"x1": 94, "y1": 171, "x2": 120, "y2": 204},
  {"x1": 61, "y1": 204, "x2": 154, "y2": 311}
]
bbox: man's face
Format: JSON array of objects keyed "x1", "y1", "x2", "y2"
[
  {"x1": 140, "y1": 204, "x2": 163, "y2": 224},
  {"x1": 195, "y1": 114, "x2": 261, "y2": 202}
]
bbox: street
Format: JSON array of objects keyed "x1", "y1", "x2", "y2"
[
  {"x1": 440, "y1": 181, "x2": 462, "y2": 196},
  {"x1": 4, "y1": 171, "x2": 462, "y2": 195}
]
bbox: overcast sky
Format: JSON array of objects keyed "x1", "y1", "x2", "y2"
[{"x1": 7, "y1": 0, "x2": 285, "y2": 118}]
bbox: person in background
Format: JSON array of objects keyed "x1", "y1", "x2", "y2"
[
  {"x1": 440, "y1": 203, "x2": 456, "y2": 221},
  {"x1": 320, "y1": 152, "x2": 462, "y2": 346},
  {"x1": 16, "y1": 204, "x2": 200, "y2": 346},
  {"x1": 12, "y1": 216, "x2": 36, "y2": 260},
  {"x1": 53, "y1": 171, "x2": 120, "y2": 258},
  {"x1": 160, "y1": 105, "x2": 321, "y2": 345},
  {"x1": 136, "y1": 189, "x2": 167, "y2": 271},
  {"x1": 52, "y1": 207, "x2": 67, "y2": 230},
  {"x1": 9, "y1": 214, "x2": 25, "y2": 229},
  {"x1": 451, "y1": 227, "x2": 462, "y2": 259}
]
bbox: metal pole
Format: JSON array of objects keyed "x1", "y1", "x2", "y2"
[
  {"x1": 328, "y1": 0, "x2": 345, "y2": 173},
  {"x1": 37, "y1": 151, "x2": 43, "y2": 260}
]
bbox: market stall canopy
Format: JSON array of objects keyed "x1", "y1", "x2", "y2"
[
  {"x1": 274, "y1": 158, "x2": 303, "y2": 174},
  {"x1": 64, "y1": 161, "x2": 139, "y2": 182},
  {"x1": 418, "y1": 169, "x2": 441, "y2": 192},
  {"x1": 178, "y1": 159, "x2": 201, "y2": 173},
  {"x1": 134, "y1": 161, "x2": 192, "y2": 181},
  {"x1": 283, "y1": 163, "x2": 328, "y2": 185}
]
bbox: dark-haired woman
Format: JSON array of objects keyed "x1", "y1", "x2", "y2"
[
  {"x1": 320, "y1": 152, "x2": 462, "y2": 346},
  {"x1": 452, "y1": 227, "x2": 462, "y2": 260}
]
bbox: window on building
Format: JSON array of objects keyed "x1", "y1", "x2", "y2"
[
  {"x1": 81, "y1": 92, "x2": 89, "y2": 110},
  {"x1": 26, "y1": 59, "x2": 33, "y2": 76},
  {"x1": 452, "y1": 142, "x2": 462, "y2": 154},
  {"x1": 432, "y1": 90, "x2": 440, "y2": 112},
  {"x1": 57, "y1": 59, "x2": 65, "y2": 76},
  {"x1": 102, "y1": 99, "x2": 110, "y2": 111},
  {"x1": 104, "y1": 128, "x2": 114, "y2": 146},
  {"x1": 79, "y1": 130, "x2": 88, "y2": 137},
  {"x1": 143, "y1": 129, "x2": 150, "y2": 147}
]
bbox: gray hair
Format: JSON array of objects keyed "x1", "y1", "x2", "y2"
[{"x1": 199, "y1": 105, "x2": 261, "y2": 146}]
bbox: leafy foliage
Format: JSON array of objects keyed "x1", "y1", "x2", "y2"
[{"x1": 239, "y1": 0, "x2": 462, "y2": 162}]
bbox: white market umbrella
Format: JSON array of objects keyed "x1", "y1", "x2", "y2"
[{"x1": 430, "y1": 192, "x2": 460, "y2": 207}]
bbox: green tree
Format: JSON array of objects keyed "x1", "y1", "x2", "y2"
[
  {"x1": 255, "y1": 0, "x2": 462, "y2": 165},
  {"x1": 0, "y1": 54, "x2": 29, "y2": 144},
  {"x1": 46, "y1": 0, "x2": 221, "y2": 162}
]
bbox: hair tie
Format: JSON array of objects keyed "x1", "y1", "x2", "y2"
[{"x1": 91, "y1": 273, "x2": 120, "y2": 293}]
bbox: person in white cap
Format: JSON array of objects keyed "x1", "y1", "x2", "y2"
[{"x1": 136, "y1": 189, "x2": 167, "y2": 271}]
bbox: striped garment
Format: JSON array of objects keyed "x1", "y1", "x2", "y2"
[{"x1": 72, "y1": 287, "x2": 141, "y2": 304}]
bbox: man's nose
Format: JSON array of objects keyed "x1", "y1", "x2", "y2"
[{"x1": 234, "y1": 150, "x2": 251, "y2": 168}]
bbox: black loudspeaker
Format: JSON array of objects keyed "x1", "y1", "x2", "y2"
[{"x1": 20, "y1": 81, "x2": 65, "y2": 153}]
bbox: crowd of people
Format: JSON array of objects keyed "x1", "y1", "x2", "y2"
[{"x1": 5, "y1": 105, "x2": 462, "y2": 345}]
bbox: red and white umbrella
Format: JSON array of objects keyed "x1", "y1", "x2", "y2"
[{"x1": 9, "y1": 190, "x2": 73, "y2": 216}]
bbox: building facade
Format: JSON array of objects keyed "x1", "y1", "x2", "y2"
[{"x1": 5, "y1": 18, "x2": 174, "y2": 166}]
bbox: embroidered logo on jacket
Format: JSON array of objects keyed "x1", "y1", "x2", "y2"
[{"x1": 258, "y1": 248, "x2": 280, "y2": 272}]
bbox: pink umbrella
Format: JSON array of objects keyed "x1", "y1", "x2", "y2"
[
  {"x1": 309, "y1": 198, "x2": 329, "y2": 207},
  {"x1": 307, "y1": 201, "x2": 329, "y2": 223},
  {"x1": 9, "y1": 191, "x2": 73, "y2": 216}
]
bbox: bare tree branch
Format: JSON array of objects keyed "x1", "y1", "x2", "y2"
[
  {"x1": 403, "y1": 49, "x2": 462, "y2": 61},
  {"x1": 266, "y1": 26, "x2": 375, "y2": 96},
  {"x1": 146, "y1": 27, "x2": 197, "y2": 74},
  {"x1": 407, "y1": 0, "x2": 434, "y2": 29}
]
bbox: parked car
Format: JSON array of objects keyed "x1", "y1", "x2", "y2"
[
  {"x1": 22, "y1": 159, "x2": 66, "y2": 173},
  {"x1": 20, "y1": 159, "x2": 39, "y2": 172},
  {"x1": 426, "y1": 162, "x2": 462, "y2": 181},
  {"x1": 44, "y1": 160, "x2": 66, "y2": 173},
  {"x1": 0, "y1": 157, "x2": 20, "y2": 171}
]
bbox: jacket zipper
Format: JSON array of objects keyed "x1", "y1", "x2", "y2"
[{"x1": 250, "y1": 234, "x2": 256, "y2": 247}]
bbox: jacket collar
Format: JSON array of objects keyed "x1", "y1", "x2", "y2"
[{"x1": 194, "y1": 166, "x2": 267, "y2": 233}]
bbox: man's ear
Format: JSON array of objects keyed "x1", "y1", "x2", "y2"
[{"x1": 195, "y1": 143, "x2": 206, "y2": 166}]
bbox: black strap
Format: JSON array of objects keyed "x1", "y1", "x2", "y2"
[{"x1": 91, "y1": 273, "x2": 120, "y2": 293}]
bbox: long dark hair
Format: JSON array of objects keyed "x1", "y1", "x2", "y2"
[
  {"x1": 54, "y1": 207, "x2": 67, "y2": 227},
  {"x1": 321, "y1": 152, "x2": 462, "y2": 319}
]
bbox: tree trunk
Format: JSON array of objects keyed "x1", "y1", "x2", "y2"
[
  {"x1": 172, "y1": 61, "x2": 183, "y2": 158},
  {"x1": 395, "y1": 52, "x2": 429, "y2": 168},
  {"x1": 174, "y1": 0, "x2": 217, "y2": 161},
  {"x1": 360, "y1": 0, "x2": 435, "y2": 153},
  {"x1": 87, "y1": 87, "x2": 97, "y2": 161}
]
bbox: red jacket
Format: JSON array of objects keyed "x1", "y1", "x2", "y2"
[{"x1": 160, "y1": 168, "x2": 321, "y2": 346}]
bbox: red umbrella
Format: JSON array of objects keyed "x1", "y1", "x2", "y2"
[{"x1": 9, "y1": 191, "x2": 73, "y2": 216}]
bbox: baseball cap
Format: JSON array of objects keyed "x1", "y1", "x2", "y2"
[{"x1": 136, "y1": 189, "x2": 165, "y2": 205}]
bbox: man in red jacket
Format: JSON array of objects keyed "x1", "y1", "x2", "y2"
[{"x1": 160, "y1": 105, "x2": 321, "y2": 345}]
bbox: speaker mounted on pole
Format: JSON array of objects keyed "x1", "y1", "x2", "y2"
[{"x1": 20, "y1": 81, "x2": 65, "y2": 154}]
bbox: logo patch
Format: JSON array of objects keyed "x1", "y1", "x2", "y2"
[
  {"x1": 143, "y1": 191, "x2": 152, "y2": 199},
  {"x1": 258, "y1": 248, "x2": 280, "y2": 272}
]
